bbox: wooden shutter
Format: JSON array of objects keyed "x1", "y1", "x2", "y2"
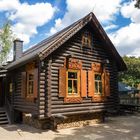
[
  {"x1": 21, "y1": 72, "x2": 27, "y2": 98},
  {"x1": 88, "y1": 70, "x2": 94, "y2": 97},
  {"x1": 81, "y1": 70, "x2": 87, "y2": 97},
  {"x1": 59, "y1": 67, "x2": 66, "y2": 97},
  {"x1": 34, "y1": 68, "x2": 38, "y2": 98},
  {"x1": 102, "y1": 73, "x2": 105, "y2": 96},
  {"x1": 105, "y1": 72, "x2": 110, "y2": 96}
]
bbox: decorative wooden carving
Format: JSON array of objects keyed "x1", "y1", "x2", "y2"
[
  {"x1": 92, "y1": 62, "x2": 102, "y2": 72},
  {"x1": 64, "y1": 97, "x2": 82, "y2": 103},
  {"x1": 59, "y1": 67, "x2": 66, "y2": 97},
  {"x1": 68, "y1": 58, "x2": 82, "y2": 70},
  {"x1": 92, "y1": 96, "x2": 106, "y2": 102},
  {"x1": 26, "y1": 62, "x2": 35, "y2": 71}
]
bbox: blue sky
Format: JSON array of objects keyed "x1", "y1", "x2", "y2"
[{"x1": 0, "y1": 0, "x2": 140, "y2": 57}]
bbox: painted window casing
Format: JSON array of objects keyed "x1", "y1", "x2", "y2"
[{"x1": 66, "y1": 70, "x2": 80, "y2": 97}]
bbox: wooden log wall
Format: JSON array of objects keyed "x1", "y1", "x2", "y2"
[
  {"x1": 44, "y1": 26, "x2": 119, "y2": 117},
  {"x1": 38, "y1": 63, "x2": 46, "y2": 119}
]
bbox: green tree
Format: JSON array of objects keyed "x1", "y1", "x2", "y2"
[
  {"x1": 0, "y1": 21, "x2": 13, "y2": 65},
  {"x1": 135, "y1": 0, "x2": 140, "y2": 8},
  {"x1": 119, "y1": 56, "x2": 140, "y2": 88}
]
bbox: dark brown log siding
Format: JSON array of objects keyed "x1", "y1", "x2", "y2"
[{"x1": 44, "y1": 26, "x2": 119, "y2": 116}]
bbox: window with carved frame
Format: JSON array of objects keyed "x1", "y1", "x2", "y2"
[
  {"x1": 59, "y1": 58, "x2": 87, "y2": 103},
  {"x1": 66, "y1": 70, "x2": 80, "y2": 97},
  {"x1": 88, "y1": 62, "x2": 110, "y2": 102},
  {"x1": 82, "y1": 31, "x2": 92, "y2": 47}
]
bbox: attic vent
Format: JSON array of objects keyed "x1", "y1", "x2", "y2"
[{"x1": 82, "y1": 31, "x2": 92, "y2": 47}]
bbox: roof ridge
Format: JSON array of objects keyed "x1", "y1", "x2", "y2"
[{"x1": 23, "y1": 12, "x2": 93, "y2": 56}]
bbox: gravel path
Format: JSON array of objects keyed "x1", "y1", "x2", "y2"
[{"x1": 0, "y1": 113, "x2": 140, "y2": 140}]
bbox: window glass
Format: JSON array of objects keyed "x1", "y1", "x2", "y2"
[
  {"x1": 68, "y1": 72, "x2": 77, "y2": 79},
  {"x1": 68, "y1": 80, "x2": 72, "y2": 94},
  {"x1": 94, "y1": 73, "x2": 102, "y2": 95},
  {"x1": 9, "y1": 83, "x2": 13, "y2": 93},
  {"x1": 27, "y1": 72, "x2": 34, "y2": 96},
  {"x1": 73, "y1": 80, "x2": 78, "y2": 94},
  {"x1": 95, "y1": 74, "x2": 101, "y2": 80},
  {"x1": 67, "y1": 71, "x2": 79, "y2": 97},
  {"x1": 99, "y1": 82, "x2": 102, "y2": 94},
  {"x1": 95, "y1": 81, "x2": 98, "y2": 93}
]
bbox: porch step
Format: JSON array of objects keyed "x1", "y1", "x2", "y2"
[{"x1": 0, "y1": 108, "x2": 9, "y2": 125}]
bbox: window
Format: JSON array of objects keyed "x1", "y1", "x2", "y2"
[
  {"x1": 27, "y1": 70, "x2": 34, "y2": 97},
  {"x1": 94, "y1": 73, "x2": 102, "y2": 95},
  {"x1": 88, "y1": 62, "x2": 110, "y2": 102},
  {"x1": 82, "y1": 31, "x2": 91, "y2": 47},
  {"x1": 59, "y1": 58, "x2": 87, "y2": 103},
  {"x1": 9, "y1": 83, "x2": 13, "y2": 93},
  {"x1": 21, "y1": 63, "x2": 38, "y2": 101},
  {"x1": 67, "y1": 70, "x2": 79, "y2": 97}
]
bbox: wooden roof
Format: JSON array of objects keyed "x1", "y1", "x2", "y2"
[{"x1": 6, "y1": 12, "x2": 127, "y2": 71}]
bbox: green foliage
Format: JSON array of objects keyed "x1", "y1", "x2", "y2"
[
  {"x1": 0, "y1": 21, "x2": 13, "y2": 65},
  {"x1": 119, "y1": 56, "x2": 140, "y2": 88},
  {"x1": 135, "y1": 0, "x2": 140, "y2": 8}
]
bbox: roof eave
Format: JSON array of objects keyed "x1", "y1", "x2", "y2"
[{"x1": 6, "y1": 54, "x2": 39, "y2": 70}]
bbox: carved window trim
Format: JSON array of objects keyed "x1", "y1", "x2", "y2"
[
  {"x1": 59, "y1": 58, "x2": 85, "y2": 103},
  {"x1": 88, "y1": 62, "x2": 107, "y2": 102}
]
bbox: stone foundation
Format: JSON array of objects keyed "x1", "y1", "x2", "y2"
[
  {"x1": 22, "y1": 112, "x2": 105, "y2": 130},
  {"x1": 22, "y1": 113, "x2": 51, "y2": 129},
  {"x1": 57, "y1": 112, "x2": 104, "y2": 129}
]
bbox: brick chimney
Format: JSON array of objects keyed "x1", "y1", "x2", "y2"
[{"x1": 13, "y1": 39, "x2": 23, "y2": 61}]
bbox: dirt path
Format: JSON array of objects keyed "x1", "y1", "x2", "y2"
[{"x1": 0, "y1": 113, "x2": 140, "y2": 140}]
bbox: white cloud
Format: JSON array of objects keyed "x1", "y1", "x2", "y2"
[
  {"x1": 109, "y1": 1, "x2": 140, "y2": 57},
  {"x1": 0, "y1": 0, "x2": 20, "y2": 11},
  {"x1": 0, "y1": 0, "x2": 56, "y2": 44},
  {"x1": 121, "y1": 1, "x2": 140, "y2": 23},
  {"x1": 48, "y1": 0, "x2": 122, "y2": 35},
  {"x1": 104, "y1": 24, "x2": 119, "y2": 31}
]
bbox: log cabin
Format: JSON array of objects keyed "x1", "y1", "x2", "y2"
[{"x1": 0, "y1": 12, "x2": 126, "y2": 129}]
